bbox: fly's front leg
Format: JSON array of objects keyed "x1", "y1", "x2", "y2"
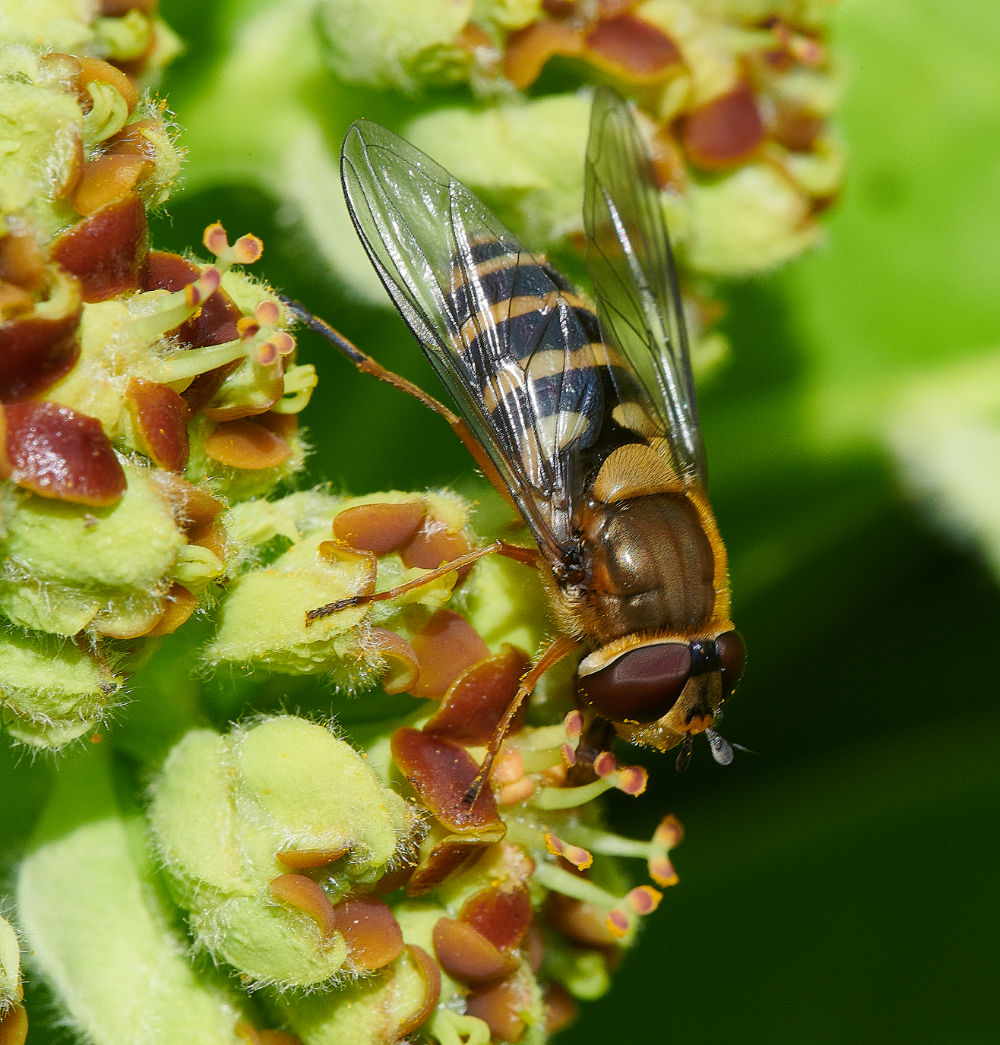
[{"x1": 462, "y1": 633, "x2": 581, "y2": 806}]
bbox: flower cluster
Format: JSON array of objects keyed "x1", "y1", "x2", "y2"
[
  {"x1": 0, "y1": 33, "x2": 317, "y2": 748},
  {"x1": 313, "y1": 0, "x2": 842, "y2": 369}
]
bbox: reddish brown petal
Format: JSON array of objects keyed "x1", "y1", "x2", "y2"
[
  {"x1": 771, "y1": 103, "x2": 825, "y2": 153},
  {"x1": 680, "y1": 83, "x2": 765, "y2": 170},
  {"x1": 332, "y1": 895, "x2": 405, "y2": 971},
  {"x1": 390, "y1": 728, "x2": 503, "y2": 835},
  {"x1": 543, "y1": 891, "x2": 616, "y2": 948},
  {"x1": 370, "y1": 628, "x2": 420, "y2": 695},
  {"x1": 155, "y1": 474, "x2": 226, "y2": 537},
  {"x1": 433, "y1": 917, "x2": 519, "y2": 983},
  {"x1": 423, "y1": 644, "x2": 529, "y2": 746},
  {"x1": 0, "y1": 303, "x2": 82, "y2": 404},
  {"x1": 143, "y1": 252, "x2": 244, "y2": 349},
  {"x1": 408, "y1": 609, "x2": 490, "y2": 700},
  {"x1": 465, "y1": 969, "x2": 534, "y2": 1043},
  {"x1": 396, "y1": 945, "x2": 442, "y2": 1038},
  {"x1": 143, "y1": 250, "x2": 200, "y2": 291},
  {"x1": 460, "y1": 884, "x2": 533, "y2": 951},
  {"x1": 125, "y1": 376, "x2": 190, "y2": 471},
  {"x1": 177, "y1": 286, "x2": 243, "y2": 349},
  {"x1": 504, "y1": 19, "x2": 585, "y2": 90},
  {"x1": 181, "y1": 361, "x2": 241, "y2": 415},
  {"x1": 51, "y1": 194, "x2": 149, "y2": 303},
  {"x1": 400, "y1": 519, "x2": 474, "y2": 580},
  {"x1": 276, "y1": 848, "x2": 348, "y2": 870},
  {"x1": 5, "y1": 401, "x2": 126, "y2": 506},
  {"x1": 204, "y1": 419, "x2": 292, "y2": 470},
  {"x1": 543, "y1": 982, "x2": 578, "y2": 1034},
  {"x1": 585, "y1": 15, "x2": 681, "y2": 81},
  {"x1": 145, "y1": 583, "x2": 198, "y2": 637},
  {"x1": 72, "y1": 155, "x2": 154, "y2": 217},
  {"x1": 333, "y1": 501, "x2": 426, "y2": 555},
  {"x1": 75, "y1": 56, "x2": 138, "y2": 112},
  {"x1": 0, "y1": 1002, "x2": 28, "y2": 1045},
  {"x1": 0, "y1": 226, "x2": 47, "y2": 291},
  {"x1": 269, "y1": 874, "x2": 337, "y2": 939},
  {"x1": 407, "y1": 839, "x2": 490, "y2": 898}
]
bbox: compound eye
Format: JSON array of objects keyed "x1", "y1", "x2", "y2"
[
  {"x1": 579, "y1": 643, "x2": 692, "y2": 724},
  {"x1": 714, "y1": 631, "x2": 746, "y2": 697}
]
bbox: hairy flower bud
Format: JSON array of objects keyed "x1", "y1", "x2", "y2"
[{"x1": 149, "y1": 716, "x2": 421, "y2": 989}]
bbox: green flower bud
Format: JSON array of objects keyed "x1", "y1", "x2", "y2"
[
  {"x1": 683, "y1": 162, "x2": 822, "y2": 274},
  {"x1": 149, "y1": 717, "x2": 421, "y2": 989},
  {"x1": 0, "y1": 47, "x2": 81, "y2": 233},
  {"x1": 0, "y1": 464, "x2": 188, "y2": 637},
  {"x1": 316, "y1": 0, "x2": 474, "y2": 92},
  {"x1": 17, "y1": 747, "x2": 250, "y2": 1045},
  {"x1": 274, "y1": 943, "x2": 437, "y2": 1045},
  {"x1": 0, "y1": 627, "x2": 120, "y2": 749},
  {"x1": 208, "y1": 490, "x2": 470, "y2": 682}
]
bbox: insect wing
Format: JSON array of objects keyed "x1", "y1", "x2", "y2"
[
  {"x1": 341, "y1": 120, "x2": 604, "y2": 564},
  {"x1": 583, "y1": 86, "x2": 707, "y2": 483}
]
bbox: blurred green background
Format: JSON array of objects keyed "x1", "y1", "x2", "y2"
[{"x1": 6, "y1": 0, "x2": 999, "y2": 1042}]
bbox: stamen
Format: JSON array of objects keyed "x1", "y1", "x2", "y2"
[{"x1": 544, "y1": 832, "x2": 593, "y2": 870}]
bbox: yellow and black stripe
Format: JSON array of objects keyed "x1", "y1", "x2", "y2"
[{"x1": 444, "y1": 239, "x2": 667, "y2": 486}]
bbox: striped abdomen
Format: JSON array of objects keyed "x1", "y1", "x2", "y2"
[{"x1": 444, "y1": 239, "x2": 661, "y2": 494}]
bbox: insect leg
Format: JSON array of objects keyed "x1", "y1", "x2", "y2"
[
  {"x1": 462, "y1": 634, "x2": 581, "y2": 806},
  {"x1": 305, "y1": 540, "x2": 506, "y2": 623},
  {"x1": 281, "y1": 296, "x2": 516, "y2": 507}
]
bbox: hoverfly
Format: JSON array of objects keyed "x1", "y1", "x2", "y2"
[{"x1": 289, "y1": 87, "x2": 745, "y2": 785}]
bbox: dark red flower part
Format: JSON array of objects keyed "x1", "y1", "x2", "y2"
[
  {"x1": 391, "y1": 728, "x2": 503, "y2": 836},
  {"x1": 399, "y1": 513, "x2": 474, "y2": 579},
  {"x1": 0, "y1": 306, "x2": 82, "y2": 404},
  {"x1": 5, "y1": 401, "x2": 126, "y2": 506},
  {"x1": 333, "y1": 500, "x2": 427, "y2": 555},
  {"x1": 204, "y1": 418, "x2": 292, "y2": 470},
  {"x1": 679, "y1": 82, "x2": 766, "y2": 169},
  {"x1": 459, "y1": 882, "x2": 534, "y2": 951},
  {"x1": 126, "y1": 376, "x2": 190, "y2": 471},
  {"x1": 465, "y1": 968, "x2": 535, "y2": 1043},
  {"x1": 331, "y1": 895, "x2": 405, "y2": 970},
  {"x1": 408, "y1": 609, "x2": 491, "y2": 699},
  {"x1": 432, "y1": 917, "x2": 519, "y2": 983},
  {"x1": 423, "y1": 644, "x2": 530, "y2": 746},
  {"x1": 52, "y1": 193, "x2": 149, "y2": 302},
  {"x1": 585, "y1": 15, "x2": 682, "y2": 80},
  {"x1": 144, "y1": 251, "x2": 244, "y2": 348}
]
